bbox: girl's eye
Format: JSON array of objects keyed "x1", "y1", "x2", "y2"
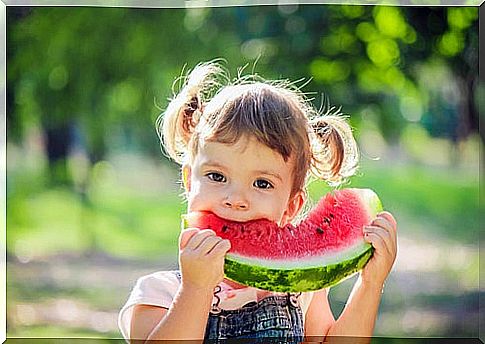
[
  {"x1": 254, "y1": 179, "x2": 273, "y2": 189},
  {"x1": 206, "y1": 172, "x2": 226, "y2": 183}
]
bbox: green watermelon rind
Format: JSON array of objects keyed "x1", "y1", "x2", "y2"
[{"x1": 223, "y1": 244, "x2": 374, "y2": 292}]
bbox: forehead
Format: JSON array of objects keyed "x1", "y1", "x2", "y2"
[{"x1": 195, "y1": 136, "x2": 294, "y2": 176}]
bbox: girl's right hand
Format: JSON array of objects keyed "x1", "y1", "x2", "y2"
[{"x1": 178, "y1": 228, "x2": 231, "y2": 291}]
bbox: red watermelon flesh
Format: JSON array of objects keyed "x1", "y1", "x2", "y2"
[{"x1": 183, "y1": 188, "x2": 381, "y2": 292}]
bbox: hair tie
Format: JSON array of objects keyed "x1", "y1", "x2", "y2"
[
  {"x1": 182, "y1": 95, "x2": 201, "y2": 135},
  {"x1": 311, "y1": 119, "x2": 331, "y2": 140}
]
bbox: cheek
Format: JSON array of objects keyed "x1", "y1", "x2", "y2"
[
  {"x1": 186, "y1": 179, "x2": 200, "y2": 211},
  {"x1": 186, "y1": 180, "x2": 217, "y2": 211},
  {"x1": 252, "y1": 193, "x2": 288, "y2": 222}
]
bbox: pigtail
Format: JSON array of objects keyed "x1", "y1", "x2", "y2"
[
  {"x1": 156, "y1": 61, "x2": 224, "y2": 164},
  {"x1": 309, "y1": 107, "x2": 359, "y2": 185}
]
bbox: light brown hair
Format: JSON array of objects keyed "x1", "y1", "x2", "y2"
[{"x1": 157, "y1": 61, "x2": 359, "y2": 198}]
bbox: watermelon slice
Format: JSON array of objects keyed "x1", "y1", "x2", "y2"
[{"x1": 182, "y1": 188, "x2": 382, "y2": 292}]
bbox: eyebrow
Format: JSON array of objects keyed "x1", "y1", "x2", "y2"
[
  {"x1": 254, "y1": 170, "x2": 283, "y2": 182},
  {"x1": 200, "y1": 160, "x2": 226, "y2": 170},
  {"x1": 201, "y1": 161, "x2": 283, "y2": 183}
]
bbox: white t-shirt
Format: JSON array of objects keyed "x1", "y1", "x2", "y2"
[{"x1": 118, "y1": 270, "x2": 314, "y2": 340}]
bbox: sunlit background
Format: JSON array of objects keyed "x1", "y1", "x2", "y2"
[{"x1": 6, "y1": 5, "x2": 482, "y2": 339}]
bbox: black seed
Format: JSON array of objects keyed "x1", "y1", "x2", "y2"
[
  {"x1": 323, "y1": 217, "x2": 331, "y2": 225},
  {"x1": 329, "y1": 213, "x2": 334, "y2": 218},
  {"x1": 222, "y1": 225, "x2": 228, "y2": 233},
  {"x1": 316, "y1": 227, "x2": 324, "y2": 234}
]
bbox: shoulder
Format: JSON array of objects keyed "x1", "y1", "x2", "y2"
[
  {"x1": 134, "y1": 270, "x2": 181, "y2": 294},
  {"x1": 126, "y1": 270, "x2": 180, "y2": 301}
]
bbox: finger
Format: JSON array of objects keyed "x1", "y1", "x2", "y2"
[
  {"x1": 367, "y1": 225, "x2": 396, "y2": 254},
  {"x1": 364, "y1": 232, "x2": 389, "y2": 258},
  {"x1": 377, "y1": 211, "x2": 397, "y2": 233},
  {"x1": 196, "y1": 235, "x2": 225, "y2": 255},
  {"x1": 185, "y1": 229, "x2": 217, "y2": 251},
  {"x1": 372, "y1": 216, "x2": 397, "y2": 249},
  {"x1": 179, "y1": 228, "x2": 199, "y2": 250},
  {"x1": 207, "y1": 239, "x2": 231, "y2": 257},
  {"x1": 370, "y1": 217, "x2": 393, "y2": 234},
  {"x1": 364, "y1": 226, "x2": 394, "y2": 258}
]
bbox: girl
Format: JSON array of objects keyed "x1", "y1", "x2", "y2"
[{"x1": 118, "y1": 61, "x2": 397, "y2": 343}]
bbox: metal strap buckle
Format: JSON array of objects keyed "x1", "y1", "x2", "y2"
[
  {"x1": 210, "y1": 285, "x2": 222, "y2": 314},
  {"x1": 288, "y1": 292, "x2": 301, "y2": 307}
]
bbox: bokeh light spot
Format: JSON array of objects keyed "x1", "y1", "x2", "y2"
[
  {"x1": 447, "y1": 7, "x2": 478, "y2": 30},
  {"x1": 340, "y1": 5, "x2": 365, "y2": 19},
  {"x1": 366, "y1": 38, "x2": 400, "y2": 67},
  {"x1": 438, "y1": 30, "x2": 464, "y2": 57},
  {"x1": 48, "y1": 65, "x2": 69, "y2": 90},
  {"x1": 110, "y1": 80, "x2": 141, "y2": 113},
  {"x1": 356, "y1": 22, "x2": 380, "y2": 42},
  {"x1": 310, "y1": 58, "x2": 350, "y2": 83},
  {"x1": 400, "y1": 96, "x2": 423, "y2": 122},
  {"x1": 374, "y1": 6, "x2": 407, "y2": 39}
]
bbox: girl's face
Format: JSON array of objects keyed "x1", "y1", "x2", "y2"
[{"x1": 183, "y1": 136, "x2": 305, "y2": 226}]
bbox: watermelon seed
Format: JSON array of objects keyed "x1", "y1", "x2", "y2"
[
  {"x1": 316, "y1": 227, "x2": 324, "y2": 234},
  {"x1": 329, "y1": 213, "x2": 334, "y2": 218},
  {"x1": 323, "y1": 217, "x2": 331, "y2": 225},
  {"x1": 222, "y1": 225, "x2": 228, "y2": 233}
]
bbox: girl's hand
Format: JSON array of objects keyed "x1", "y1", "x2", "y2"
[
  {"x1": 178, "y1": 228, "x2": 231, "y2": 292},
  {"x1": 361, "y1": 211, "x2": 398, "y2": 290}
]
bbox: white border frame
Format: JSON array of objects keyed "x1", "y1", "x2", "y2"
[{"x1": 2, "y1": 2, "x2": 482, "y2": 343}]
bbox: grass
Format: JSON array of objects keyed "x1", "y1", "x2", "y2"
[
  {"x1": 8, "y1": 181, "x2": 184, "y2": 260},
  {"x1": 8, "y1": 281, "x2": 121, "y2": 311}
]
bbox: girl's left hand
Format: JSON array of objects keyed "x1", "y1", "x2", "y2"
[{"x1": 361, "y1": 211, "x2": 398, "y2": 290}]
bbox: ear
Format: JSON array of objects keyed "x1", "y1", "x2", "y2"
[
  {"x1": 281, "y1": 190, "x2": 306, "y2": 225},
  {"x1": 182, "y1": 164, "x2": 192, "y2": 192}
]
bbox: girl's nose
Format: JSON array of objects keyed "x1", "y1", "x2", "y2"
[
  {"x1": 223, "y1": 194, "x2": 249, "y2": 210},
  {"x1": 224, "y1": 200, "x2": 248, "y2": 210}
]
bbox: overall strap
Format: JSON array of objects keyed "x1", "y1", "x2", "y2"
[{"x1": 286, "y1": 292, "x2": 302, "y2": 307}]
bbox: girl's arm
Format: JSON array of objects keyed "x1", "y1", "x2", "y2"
[
  {"x1": 130, "y1": 228, "x2": 230, "y2": 342},
  {"x1": 304, "y1": 282, "x2": 381, "y2": 342},
  {"x1": 325, "y1": 276, "x2": 383, "y2": 342},
  {"x1": 130, "y1": 305, "x2": 167, "y2": 342},
  {"x1": 309, "y1": 211, "x2": 397, "y2": 342},
  {"x1": 304, "y1": 288, "x2": 336, "y2": 338},
  {"x1": 130, "y1": 283, "x2": 214, "y2": 342}
]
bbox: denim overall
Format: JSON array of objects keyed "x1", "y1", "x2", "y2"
[{"x1": 174, "y1": 271, "x2": 305, "y2": 343}]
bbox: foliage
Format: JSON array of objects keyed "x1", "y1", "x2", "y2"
[{"x1": 7, "y1": 6, "x2": 479, "y2": 170}]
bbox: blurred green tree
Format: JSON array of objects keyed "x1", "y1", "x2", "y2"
[
  {"x1": 7, "y1": 5, "x2": 479, "y2": 182},
  {"x1": 228, "y1": 6, "x2": 479, "y2": 147}
]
